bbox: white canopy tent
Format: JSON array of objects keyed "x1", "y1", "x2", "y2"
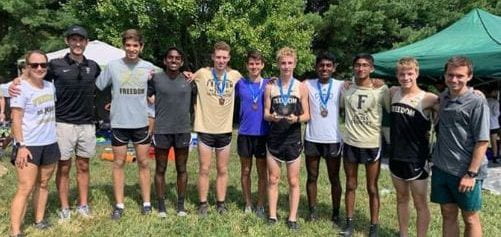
[
  {"x1": 17, "y1": 40, "x2": 125, "y2": 72},
  {"x1": 9, "y1": 40, "x2": 125, "y2": 91},
  {"x1": 46, "y1": 40, "x2": 125, "y2": 66}
]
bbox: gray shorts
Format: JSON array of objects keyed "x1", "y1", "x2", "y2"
[{"x1": 57, "y1": 122, "x2": 96, "y2": 160}]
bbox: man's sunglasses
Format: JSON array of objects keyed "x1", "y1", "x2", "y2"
[{"x1": 28, "y1": 63, "x2": 48, "y2": 69}]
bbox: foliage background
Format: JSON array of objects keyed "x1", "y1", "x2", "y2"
[{"x1": 1, "y1": 0, "x2": 501, "y2": 80}]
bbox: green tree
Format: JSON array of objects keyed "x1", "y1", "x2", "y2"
[
  {"x1": 313, "y1": 0, "x2": 501, "y2": 76},
  {"x1": 0, "y1": 0, "x2": 74, "y2": 79},
  {"x1": 63, "y1": 0, "x2": 316, "y2": 76},
  {"x1": 200, "y1": 0, "x2": 316, "y2": 75}
]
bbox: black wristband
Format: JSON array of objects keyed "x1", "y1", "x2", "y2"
[{"x1": 466, "y1": 170, "x2": 478, "y2": 178}]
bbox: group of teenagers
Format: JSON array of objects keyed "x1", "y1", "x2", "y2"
[{"x1": 7, "y1": 25, "x2": 490, "y2": 237}]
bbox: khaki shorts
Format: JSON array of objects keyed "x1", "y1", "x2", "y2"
[{"x1": 57, "y1": 122, "x2": 96, "y2": 160}]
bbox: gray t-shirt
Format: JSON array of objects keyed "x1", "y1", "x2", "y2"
[
  {"x1": 148, "y1": 72, "x2": 195, "y2": 134},
  {"x1": 432, "y1": 88, "x2": 490, "y2": 179},
  {"x1": 96, "y1": 58, "x2": 155, "y2": 128}
]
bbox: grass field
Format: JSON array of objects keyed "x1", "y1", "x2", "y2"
[{"x1": 1, "y1": 136, "x2": 500, "y2": 237}]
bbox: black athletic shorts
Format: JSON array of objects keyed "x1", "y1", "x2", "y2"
[
  {"x1": 237, "y1": 135, "x2": 267, "y2": 158},
  {"x1": 490, "y1": 128, "x2": 500, "y2": 135},
  {"x1": 198, "y1": 132, "x2": 232, "y2": 149},
  {"x1": 343, "y1": 144, "x2": 381, "y2": 164},
  {"x1": 153, "y1": 133, "x2": 191, "y2": 149},
  {"x1": 267, "y1": 140, "x2": 302, "y2": 163},
  {"x1": 112, "y1": 127, "x2": 151, "y2": 146},
  {"x1": 11, "y1": 142, "x2": 60, "y2": 166},
  {"x1": 390, "y1": 159, "x2": 429, "y2": 181},
  {"x1": 304, "y1": 140, "x2": 342, "y2": 159}
]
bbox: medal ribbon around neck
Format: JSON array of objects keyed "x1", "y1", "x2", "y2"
[
  {"x1": 212, "y1": 68, "x2": 228, "y2": 97},
  {"x1": 317, "y1": 78, "x2": 333, "y2": 109},
  {"x1": 246, "y1": 77, "x2": 264, "y2": 104},
  {"x1": 278, "y1": 78, "x2": 295, "y2": 106}
]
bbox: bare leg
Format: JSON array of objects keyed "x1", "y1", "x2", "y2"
[
  {"x1": 154, "y1": 148, "x2": 168, "y2": 200},
  {"x1": 240, "y1": 157, "x2": 253, "y2": 207},
  {"x1": 392, "y1": 176, "x2": 411, "y2": 236},
  {"x1": 32, "y1": 164, "x2": 57, "y2": 223},
  {"x1": 366, "y1": 160, "x2": 381, "y2": 224},
  {"x1": 174, "y1": 147, "x2": 189, "y2": 202},
  {"x1": 197, "y1": 144, "x2": 212, "y2": 202},
  {"x1": 56, "y1": 160, "x2": 72, "y2": 209},
  {"x1": 215, "y1": 146, "x2": 231, "y2": 202},
  {"x1": 10, "y1": 163, "x2": 38, "y2": 235},
  {"x1": 462, "y1": 210, "x2": 482, "y2": 237},
  {"x1": 75, "y1": 157, "x2": 90, "y2": 206},
  {"x1": 441, "y1": 203, "x2": 459, "y2": 237},
  {"x1": 267, "y1": 153, "x2": 281, "y2": 219},
  {"x1": 343, "y1": 161, "x2": 359, "y2": 219},
  {"x1": 305, "y1": 155, "x2": 320, "y2": 210},
  {"x1": 326, "y1": 156, "x2": 342, "y2": 217},
  {"x1": 135, "y1": 143, "x2": 151, "y2": 203},
  {"x1": 255, "y1": 157, "x2": 267, "y2": 208},
  {"x1": 112, "y1": 145, "x2": 127, "y2": 205},
  {"x1": 410, "y1": 179, "x2": 430, "y2": 237},
  {"x1": 286, "y1": 158, "x2": 301, "y2": 221}
]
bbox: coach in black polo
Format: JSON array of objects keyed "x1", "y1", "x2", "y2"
[{"x1": 49, "y1": 26, "x2": 101, "y2": 220}]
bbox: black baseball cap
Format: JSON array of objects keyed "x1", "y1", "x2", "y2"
[{"x1": 65, "y1": 25, "x2": 88, "y2": 39}]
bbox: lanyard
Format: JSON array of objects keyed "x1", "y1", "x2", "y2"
[
  {"x1": 317, "y1": 78, "x2": 333, "y2": 108},
  {"x1": 278, "y1": 78, "x2": 294, "y2": 106},
  {"x1": 246, "y1": 77, "x2": 264, "y2": 103},
  {"x1": 212, "y1": 68, "x2": 227, "y2": 97}
]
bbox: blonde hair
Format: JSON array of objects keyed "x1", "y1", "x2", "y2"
[
  {"x1": 25, "y1": 50, "x2": 48, "y2": 64},
  {"x1": 396, "y1": 57, "x2": 419, "y2": 73},
  {"x1": 276, "y1": 47, "x2": 297, "y2": 63},
  {"x1": 213, "y1": 41, "x2": 231, "y2": 53}
]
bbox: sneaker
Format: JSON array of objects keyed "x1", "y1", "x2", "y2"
[
  {"x1": 287, "y1": 220, "x2": 299, "y2": 231},
  {"x1": 339, "y1": 219, "x2": 354, "y2": 237},
  {"x1": 111, "y1": 207, "x2": 124, "y2": 220},
  {"x1": 369, "y1": 223, "x2": 379, "y2": 237},
  {"x1": 58, "y1": 208, "x2": 71, "y2": 222},
  {"x1": 76, "y1": 205, "x2": 92, "y2": 218},
  {"x1": 141, "y1": 205, "x2": 152, "y2": 215},
  {"x1": 177, "y1": 205, "x2": 187, "y2": 217},
  {"x1": 244, "y1": 205, "x2": 253, "y2": 213},
  {"x1": 177, "y1": 210, "x2": 187, "y2": 217},
  {"x1": 157, "y1": 200, "x2": 166, "y2": 218},
  {"x1": 34, "y1": 220, "x2": 52, "y2": 229},
  {"x1": 197, "y1": 203, "x2": 209, "y2": 217},
  {"x1": 308, "y1": 208, "x2": 318, "y2": 221},
  {"x1": 255, "y1": 206, "x2": 266, "y2": 219},
  {"x1": 331, "y1": 213, "x2": 341, "y2": 225},
  {"x1": 158, "y1": 211, "x2": 167, "y2": 218},
  {"x1": 10, "y1": 233, "x2": 25, "y2": 237},
  {"x1": 267, "y1": 217, "x2": 278, "y2": 226},
  {"x1": 216, "y1": 202, "x2": 228, "y2": 215}
]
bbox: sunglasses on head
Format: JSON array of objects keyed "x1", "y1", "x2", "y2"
[{"x1": 28, "y1": 63, "x2": 48, "y2": 69}]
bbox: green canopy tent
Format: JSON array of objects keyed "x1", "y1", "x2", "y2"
[{"x1": 373, "y1": 8, "x2": 501, "y2": 86}]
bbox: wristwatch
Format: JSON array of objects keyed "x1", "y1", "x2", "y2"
[
  {"x1": 466, "y1": 170, "x2": 478, "y2": 178},
  {"x1": 15, "y1": 141, "x2": 26, "y2": 148}
]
